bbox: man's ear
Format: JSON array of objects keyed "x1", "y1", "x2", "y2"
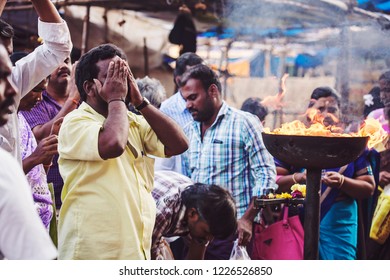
[
  {"x1": 187, "y1": 207, "x2": 199, "y2": 221},
  {"x1": 174, "y1": 76, "x2": 181, "y2": 87},
  {"x1": 208, "y1": 84, "x2": 219, "y2": 98},
  {"x1": 83, "y1": 79, "x2": 99, "y2": 97},
  {"x1": 83, "y1": 80, "x2": 92, "y2": 95}
]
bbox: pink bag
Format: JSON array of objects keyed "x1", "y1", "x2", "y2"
[{"x1": 251, "y1": 206, "x2": 304, "y2": 260}]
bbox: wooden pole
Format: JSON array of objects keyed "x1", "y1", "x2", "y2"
[
  {"x1": 143, "y1": 37, "x2": 149, "y2": 76},
  {"x1": 81, "y1": 4, "x2": 91, "y2": 55},
  {"x1": 103, "y1": 8, "x2": 109, "y2": 43}
]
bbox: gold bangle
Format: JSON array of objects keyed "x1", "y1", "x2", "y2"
[
  {"x1": 292, "y1": 173, "x2": 298, "y2": 184},
  {"x1": 338, "y1": 175, "x2": 345, "y2": 189}
]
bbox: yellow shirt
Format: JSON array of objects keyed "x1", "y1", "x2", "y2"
[{"x1": 57, "y1": 102, "x2": 166, "y2": 260}]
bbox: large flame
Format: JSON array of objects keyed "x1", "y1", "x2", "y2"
[
  {"x1": 264, "y1": 117, "x2": 388, "y2": 149},
  {"x1": 260, "y1": 73, "x2": 289, "y2": 110},
  {"x1": 358, "y1": 118, "x2": 388, "y2": 149}
]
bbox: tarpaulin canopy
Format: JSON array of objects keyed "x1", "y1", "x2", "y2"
[{"x1": 358, "y1": 0, "x2": 390, "y2": 12}]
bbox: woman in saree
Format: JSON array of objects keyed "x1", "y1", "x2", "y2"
[{"x1": 275, "y1": 87, "x2": 375, "y2": 259}]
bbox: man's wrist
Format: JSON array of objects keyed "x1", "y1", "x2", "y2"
[
  {"x1": 135, "y1": 97, "x2": 150, "y2": 111},
  {"x1": 108, "y1": 98, "x2": 125, "y2": 104},
  {"x1": 191, "y1": 237, "x2": 210, "y2": 247}
]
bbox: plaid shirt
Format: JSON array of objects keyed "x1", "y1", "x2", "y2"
[
  {"x1": 156, "y1": 91, "x2": 193, "y2": 174},
  {"x1": 160, "y1": 91, "x2": 193, "y2": 128},
  {"x1": 151, "y1": 170, "x2": 194, "y2": 259},
  {"x1": 183, "y1": 102, "x2": 276, "y2": 219}
]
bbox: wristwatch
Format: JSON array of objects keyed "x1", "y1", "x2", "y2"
[{"x1": 135, "y1": 97, "x2": 150, "y2": 111}]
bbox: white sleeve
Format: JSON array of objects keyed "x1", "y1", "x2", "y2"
[
  {"x1": 0, "y1": 150, "x2": 57, "y2": 260},
  {"x1": 154, "y1": 155, "x2": 183, "y2": 174},
  {"x1": 11, "y1": 19, "x2": 72, "y2": 104}
]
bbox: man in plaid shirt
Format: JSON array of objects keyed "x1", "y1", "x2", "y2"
[
  {"x1": 151, "y1": 170, "x2": 237, "y2": 259},
  {"x1": 180, "y1": 64, "x2": 277, "y2": 259}
]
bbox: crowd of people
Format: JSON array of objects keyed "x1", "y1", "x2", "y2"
[{"x1": 0, "y1": 0, "x2": 389, "y2": 260}]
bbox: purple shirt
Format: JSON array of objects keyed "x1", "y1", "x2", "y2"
[
  {"x1": 18, "y1": 113, "x2": 53, "y2": 229},
  {"x1": 21, "y1": 90, "x2": 64, "y2": 209}
]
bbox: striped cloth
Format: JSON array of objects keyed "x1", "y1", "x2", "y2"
[{"x1": 151, "y1": 170, "x2": 194, "y2": 259}]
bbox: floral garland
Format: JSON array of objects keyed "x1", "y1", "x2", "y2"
[{"x1": 267, "y1": 184, "x2": 306, "y2": 199}]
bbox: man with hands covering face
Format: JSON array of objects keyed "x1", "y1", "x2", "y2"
[{"x1": 57, "y1": 44, "x2": 188, "y2": 260}]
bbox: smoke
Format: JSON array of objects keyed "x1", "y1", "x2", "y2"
[{"x1": 220, "y1": 0, "x2": 390, "y2": 124}]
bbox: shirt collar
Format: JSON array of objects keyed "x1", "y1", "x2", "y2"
[{"x1": 42, "y1": 90, "x2": 62, "y2": 108}]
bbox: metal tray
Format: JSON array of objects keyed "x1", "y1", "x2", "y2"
[{"x1": 254, "y1": 197, "x2": 305, "y2": 208}]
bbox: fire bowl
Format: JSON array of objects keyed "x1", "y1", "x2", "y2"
[{"x1": 262, "y1": 133, "x2": 369, "y2": 169}]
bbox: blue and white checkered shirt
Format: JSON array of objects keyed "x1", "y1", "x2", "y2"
[
  {"x1": 160, "y1": 91, "x2": 193, "y2": 128},
  {"x1": 155, "y1": 91, "x2": 193, "y2": 174},
  {"x1": 183, "y1": 102, "x2": 276, "y2": 219}
]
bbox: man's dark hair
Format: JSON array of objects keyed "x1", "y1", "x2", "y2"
[
  {"x1": 309, "y1": 86, "x2": 341, "y2": 108},
  {"x1": 179, "y1": 64, "x2": 221, "y2": 93},
  {"x1": 0, "y1": 19, "x2": 14, "y2": 39},
  {"x1": 75, "y1": 43, "x2": 127, "y2": 101},
  {"x1": 241, "y1": 97, "x2": 269, "y2": 122},
  {"x1": 181, "y1": 183, "x2": 237, "y2": 239},
  {"x1": 173, "y1": 52, "x2": 203, "y2": 83}
]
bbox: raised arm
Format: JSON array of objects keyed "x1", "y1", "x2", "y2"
[
  {"x1": 31, "y1": 0, "x2": 62, "y2": 23},
  {"x1": 97, "y1": 59, "x2": 129, "y2": 159},
  {"x1": 0, "y1": 0, "x2": 6, "y2": 16},
  {"x1": 11, "y1": 0, "x2": 72, "y2": 100}
]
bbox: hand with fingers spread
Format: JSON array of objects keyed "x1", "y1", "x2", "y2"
[
  {"x1": 126, "y1": 66, "x2": 144, "y2": 107},
  {"x1": 94, "y1": 58, "x2": 128, "y2": 104}
]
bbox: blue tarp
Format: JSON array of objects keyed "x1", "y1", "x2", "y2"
[
  {"x1": 295, "y1": 53, "x2": 323, "y2": 69},
  {"x1": 357, "y1": 0, "x2": 390, "y2": 12},
  {"x1": 199, "y1": 26, "x2": 306, "y2": 40}
]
